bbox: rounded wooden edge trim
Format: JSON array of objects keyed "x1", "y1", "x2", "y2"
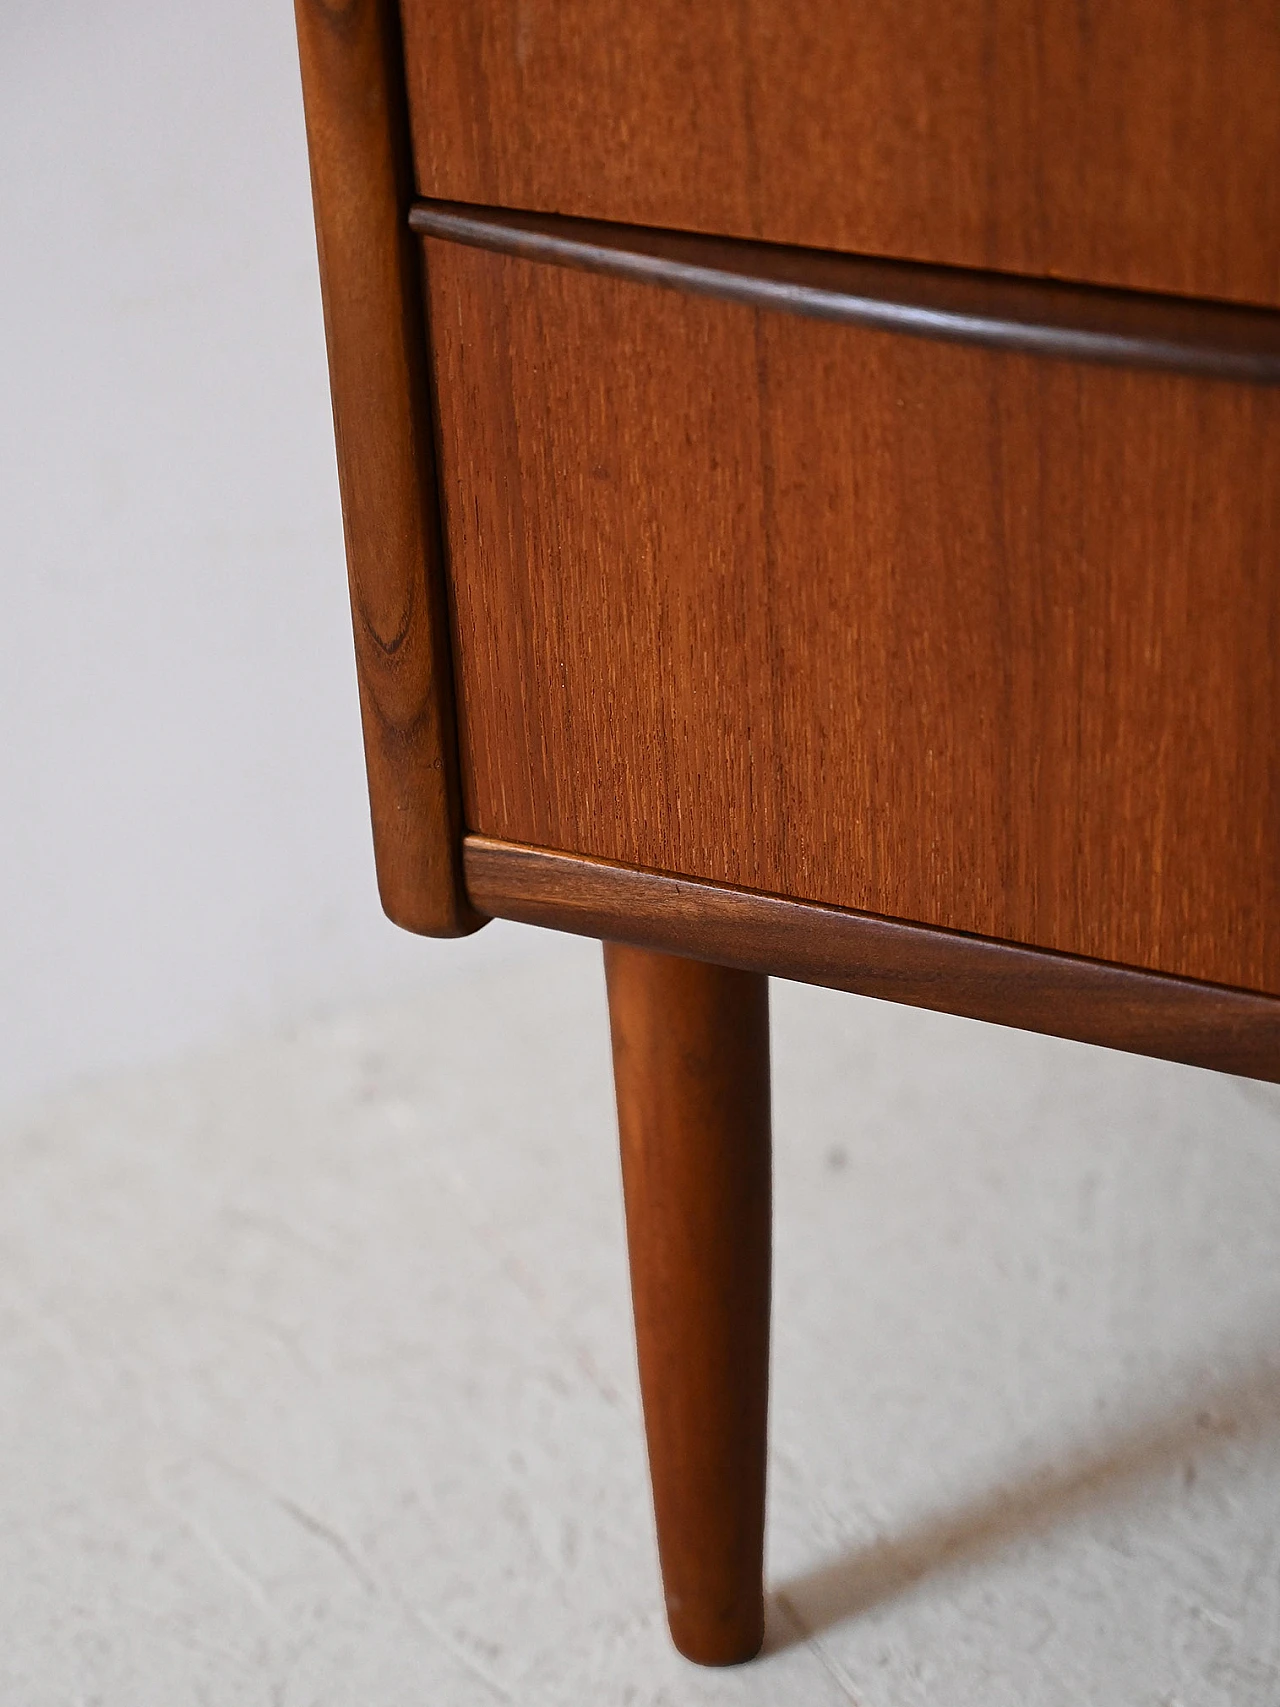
[
  {"x1": 463, "y1": 836, "x2": 1280, "y2": 1082},
  {"x1": 295, "y1": 0, "x2": 483, "y2": 938}
]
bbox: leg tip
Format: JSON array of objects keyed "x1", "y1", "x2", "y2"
[{"x1": 667, "y1": 1597, "x2": 765, "y2": 1666}]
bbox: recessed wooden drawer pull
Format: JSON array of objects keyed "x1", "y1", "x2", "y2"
[{"x1": 410, "y1": 198, "x2": 1280, "y2": 384}]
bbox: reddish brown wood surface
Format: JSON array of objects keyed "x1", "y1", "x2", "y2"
[
  {"x1": 604, "y1": 944, "x2": 770, "y2": 1664},
  {"x1": 400, "y1": 0, "x2": 1280, "y2": 310},
  {"x1": 467, "y1": 839, "x2": 1280, "y2": 1084},
  {"x1": 295, "y1": 0, "x2": 479, "y2": 936},
  {"x1": 426, "y1": 243, "x2": 1280, "y2": 995}
]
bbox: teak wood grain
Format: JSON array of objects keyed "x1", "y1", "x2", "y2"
[
  {"x1": 604, "y1": 945, "x2": 770, "y2": 1664},
  {"x1": 400, "y1": 0, "x2": 1280, "y2": 310},
  {"x1": 467, "y1": 838, "x2": 1280, "y2": 1084},
  {"x1": 295, "y1": 0, "x2": 479, "y2": 936},
  {"x1": 425, "y1": 242, "x2": 1280, "y2": 995}
]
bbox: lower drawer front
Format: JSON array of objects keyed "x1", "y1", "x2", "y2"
[{"x1": 424, "y1": 240, "x2": 1280, "y2": 995}]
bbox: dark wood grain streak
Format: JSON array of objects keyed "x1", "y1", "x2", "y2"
[
  {"x1": 410, "y1": 202, "x2": 1280, "y2": 384},
  {"x1": 427, "y1": 245, "x2": 1280, "y2": 993},
  {"x1": 605, "y1": 945, "x2": 770, "y2": 1664},
  {"x1": 467, "y1": 839, "x2": 1280, "y2": 1084},
  {"x1": 400, "y1": 0, "x2": 1280, "y2": 310},
  {"x1": 295, "y1": 0, "x2": 479, "y2": 936}
]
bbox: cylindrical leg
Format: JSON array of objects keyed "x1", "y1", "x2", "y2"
[{"x1": 603, "y1": 943, "x2": 771, "y2": 1666}]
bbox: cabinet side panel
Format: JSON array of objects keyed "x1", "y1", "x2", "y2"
[{"x1": 295, "y1": 0, "x2": 480, "y2": 935}]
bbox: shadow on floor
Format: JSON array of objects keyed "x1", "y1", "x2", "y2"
[{"x1": 766, "y1": 1344, "x2": 1280, "y2": 1652}]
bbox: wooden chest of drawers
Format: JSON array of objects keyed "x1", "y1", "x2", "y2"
[{"x1": 296, "y1": 0, "x2": 1280, "y2": 1666}]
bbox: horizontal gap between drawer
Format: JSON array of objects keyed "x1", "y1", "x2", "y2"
[{"x1": 409, "y1": 198, "x2": 1280, "y2": 383}]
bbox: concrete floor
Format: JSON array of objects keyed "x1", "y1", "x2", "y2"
[{"x1": 4, "y1": 928, "x2": 1280, "y2": 1705}]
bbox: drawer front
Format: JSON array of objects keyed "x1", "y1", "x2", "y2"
[
  {"x1": 424, "y1": 239, "x2": 1280, "y2": 995},
  {"x1": 402, "y1": 0, "x2": 1280, "y2": 310}
]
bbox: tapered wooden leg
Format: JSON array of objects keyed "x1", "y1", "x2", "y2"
[{"x1": 603, "y1": 943, "x2": 771, "y2": 1666}]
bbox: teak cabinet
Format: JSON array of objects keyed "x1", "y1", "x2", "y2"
[{"x1": 295, "y1": 0, "x2": 1280, "y2": 1666}]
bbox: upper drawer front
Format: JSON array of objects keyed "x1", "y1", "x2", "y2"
[
  {"x1": 400, "y1": 0, "x2": 1280, "y2": 310},
  {"x1": 424, "y1": 238, "x2": 1280, "y2": 996}
]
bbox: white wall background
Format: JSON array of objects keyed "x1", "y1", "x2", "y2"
[{"x1": 0, "y1": 0, "x2": 535, "y2": 1118}]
